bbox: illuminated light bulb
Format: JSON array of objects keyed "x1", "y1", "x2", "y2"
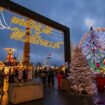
[
  {"x1": 42, "y1": 26, "x2": 52, "y2": 34},
  {"x1": 30, "y1": 38, "x2": 35, "y2": 42},
  {"x1": 10, "y1": 25, "x2": 61, "y2": 49},
  {"x1": 11, "y1": 16, "x2": 26, "y2": 27},
  {"x1": 85, "y1": 18, "x2": 95, "y2": 28},
  {"x1": 33, "y1": 24, "x2": 41, "y2": 32},
  {"x1": 0, "y1": 7, "x2": 4, "y2": 12}
]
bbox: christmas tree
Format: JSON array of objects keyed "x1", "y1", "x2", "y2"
[{"x1": 68, "y1": 46, "x2": 96, "y2": 95}]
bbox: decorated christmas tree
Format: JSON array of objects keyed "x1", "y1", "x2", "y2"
[{"x1": 68, "y1": 46, "x2": 96, "y2": 95}]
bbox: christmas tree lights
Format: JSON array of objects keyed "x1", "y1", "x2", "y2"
[{"x1": 68, "y1": 46, "x2": 96, "y2": 95}]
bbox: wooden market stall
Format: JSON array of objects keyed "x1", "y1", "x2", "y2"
[{"x1": 9, "y1": 82, "x2": 43, "y2": 104}]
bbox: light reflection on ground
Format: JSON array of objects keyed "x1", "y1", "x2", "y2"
[
  {"x1": 0, "y1": 78, "x2": 103, "y2": 105},
  {"x1": 0, "y1": 79, "x2": 8, "y2": 105}
]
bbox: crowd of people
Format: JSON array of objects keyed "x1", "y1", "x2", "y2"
[
  {"x1": 0, "y1": 66, "x2": 67, "y2": 93},
  {"x1": 0, "y1": 67, "x2": 33, "y2": 93},
  {"x1": 8, "y1": 67, "x2": 33, "y2": 83},
  {"x1": 34, "y1": 67, "x2": 65, "y2": 88},
  {"x1": 0, "y1": 69, "x2": 5, "y2": 93}
]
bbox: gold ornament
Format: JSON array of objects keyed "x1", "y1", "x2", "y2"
[
  {"x1": 76, "y1": 65, "x2": 80, "y2": 67},
  {"x1": 0, "y1": 7, "x2": 4, "y2": 12}
]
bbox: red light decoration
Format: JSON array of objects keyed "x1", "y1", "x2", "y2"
[
  {"x1": 96, "y1": 63, "x2": 100, "y2": 68},
  {"x1": 103, "y1": 59, "x2": 105, "y2": 65}
]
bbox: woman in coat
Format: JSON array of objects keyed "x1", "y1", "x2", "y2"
[{"x1": 18, "y1": 68, "x2": 23, "y2": 83}]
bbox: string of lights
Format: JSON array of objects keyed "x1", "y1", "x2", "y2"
[
  {"x1": 0, "y1": 7, "x2": 64, "y2": 48},
  {"x1": 0, "y1": 7, "x2": 11, "y2": 29}
]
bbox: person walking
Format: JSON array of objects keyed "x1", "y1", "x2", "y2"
[
  {"x1": 28, "y1": 69, "x2": 32, "y2": 81},
  {"x1": 48, "y1": 68, "x2": 54, "y2": 87},
  {"x1": 14, "y1": 68, "x2": 18, "y2": 82},
  {"x1": 41, "y1": 69, "x2": 47, "y2": 87},
  {"x1": 56, "y1": 71, "x2": 63, "y2": 89},
  {"x1": 18, "y1": 68, "x2": 23, "y2": 83},
  {"x1": 0, "y1": 68, "x2": 5, "y2": 94},
  {"x1": 8, "y1": 68, "x2": 15, "y2": 83},
  {"x1": 22, "y1": 69, "x2": 27, "y2": 82}
]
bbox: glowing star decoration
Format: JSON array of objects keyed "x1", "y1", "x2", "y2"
[
  {"x1": 10, "y1": 16, "x2": 63, "y2": 48},
  {"x1": 85, "y1": 18, "x2": 95, "y2": 28}
]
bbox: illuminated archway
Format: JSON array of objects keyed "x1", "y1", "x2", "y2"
[{"x1": 0, "y1": 1, "x2": 70, "y2": 67}]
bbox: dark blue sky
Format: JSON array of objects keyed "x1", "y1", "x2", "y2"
[
  {"x1": 12, "y1": 0, "x2": 105, "y2": 43},
  {"x1": 0, "y1": 0, "x2": 105, "y2": 66}
]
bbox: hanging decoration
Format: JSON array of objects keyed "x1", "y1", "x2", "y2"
[
  {"x1": 11, "y1": 16, "x2": 52, "y2": 34},
  {"x1": 0, "y1": 7, "x2": 63, "y2": 48},
  {"x1": 10, "y1": 16, "x2": 63, "y2": 48},
  {"x1": 0, "y1": 7, "x2": 11, "y2": 29},
  {"x1": 96, "y1": 63, "x2": 100, "y2": 68}
]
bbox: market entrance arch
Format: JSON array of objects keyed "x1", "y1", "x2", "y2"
[{"x1": 0, "y1": 1, "x2": 70, "y2": 67}]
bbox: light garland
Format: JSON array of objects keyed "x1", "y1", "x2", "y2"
[
  {"x1": 10, "y1": 16, "x2": 63, "y2": 48},
  {"x1": 11, "y1": 16, "x2": 52, "y2": 34},
  {"x1": 0, "y1": 7, "x2": 11, "y2": 30},
  {"x1": 0, "y1": 7, "x2": 4, "y2": 12},
  {"x1": 10, "y1": 27, "x2": 63, "y2": 48}
]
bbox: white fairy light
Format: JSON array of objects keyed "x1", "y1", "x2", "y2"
[
  {"x1": 85, "y1": 18, "x2": 95, "y2": 28},
  {"x1": 0, "y1": 9, "x2": 11, "y2": 30}
]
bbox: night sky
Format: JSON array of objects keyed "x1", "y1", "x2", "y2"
[{"x1": 0, "y1": 0, "x2": 105, "y2": 66}]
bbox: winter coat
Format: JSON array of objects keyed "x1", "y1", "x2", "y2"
[
  {"x1": 18, "y1": 70, "x2": 23, "y2": 80},
  {"x1": 28, "y1": 70, "x2": 32, "y2": 80}
]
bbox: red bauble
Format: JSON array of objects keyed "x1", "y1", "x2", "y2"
[{"x1": 96, "y1": 63, "x2": 100, "y2": 68}]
